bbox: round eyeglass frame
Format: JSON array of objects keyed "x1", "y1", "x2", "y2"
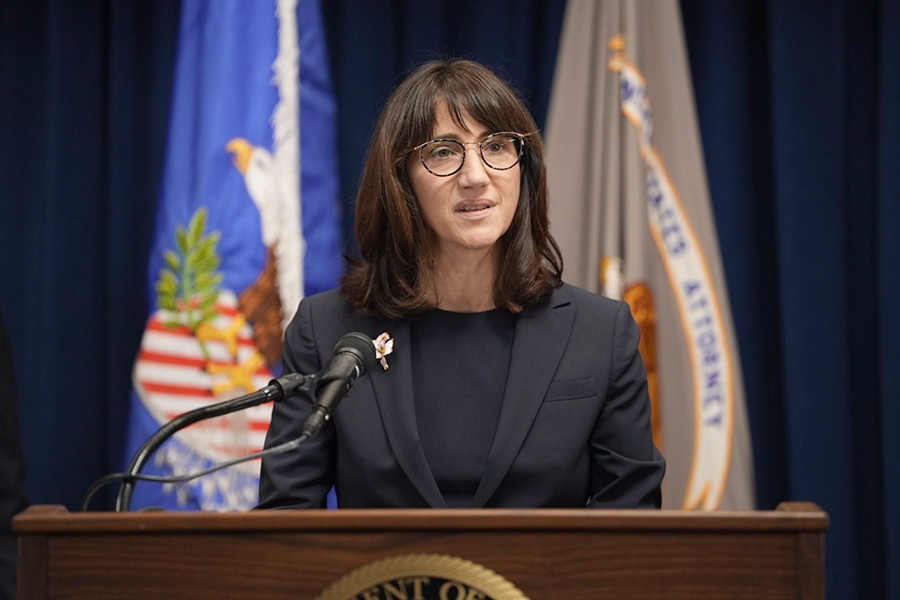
[{"x1": 409, "y1": 132, "x2": 528, "y2": 177}]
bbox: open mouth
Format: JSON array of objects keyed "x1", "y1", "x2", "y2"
[{"x1": 455, "y1": 201, "x2": 493, "y2": 215}]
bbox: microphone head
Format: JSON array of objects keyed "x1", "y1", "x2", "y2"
[{"x1": 332, "y1": 332, "x2": 379, "y2": 374}]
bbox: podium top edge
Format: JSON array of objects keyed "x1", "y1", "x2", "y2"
[{"x1": 13, "y1": 504, "x2": 829, "y2": 535}]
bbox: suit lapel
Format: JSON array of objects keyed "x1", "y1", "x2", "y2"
[
  {"x1": 471, "y1": 288, "x2": 575, "y2": 507},
  {"x1": 367, "y1": 318, "x2": 447, "y2": 508}
]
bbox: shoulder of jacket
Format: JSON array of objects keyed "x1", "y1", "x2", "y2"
[
  {"x1": 303, "y1": 288, "x2": 350, "y2": 313},
  {"x1": 554, "y1": 283, "x2": 623, "y2": 313}
]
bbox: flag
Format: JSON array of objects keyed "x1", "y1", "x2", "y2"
[
  {"x1": 545, "y1": 0, "x2": 755, "y2": 510},
  {"x1": 123, "y1": 0, "x2": 341, "y2": 511}
]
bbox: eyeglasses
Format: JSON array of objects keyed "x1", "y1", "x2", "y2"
[{"x1": 410, "y1": 132, "x2": 527, "y2": 177}]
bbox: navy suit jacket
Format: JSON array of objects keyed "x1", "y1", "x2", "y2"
[{"x1": 258, "y1": 284, "x2": 665, "y2": 509}]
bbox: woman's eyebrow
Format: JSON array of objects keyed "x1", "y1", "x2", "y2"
[{"x1": 430, "y1": 129, "x2": 493, "y2": 141}]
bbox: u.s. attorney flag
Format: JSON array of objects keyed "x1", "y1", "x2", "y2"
[
  {"x1": 545, "y1": 0, "x2": 755, "y2": 509},
  {"x1": 123, "y1": 0, "x2": 341, "y2": 511}
]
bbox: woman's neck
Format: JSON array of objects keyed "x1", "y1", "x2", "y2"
[{"x1": 431, "y1": 247, "x2": 498, "y2": 312}]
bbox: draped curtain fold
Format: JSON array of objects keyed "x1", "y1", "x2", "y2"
[
  {"x1": 681, "y1": 2, "x2": 899, "y2": 598},
  {"x1": 0, "y1": 0, "x2": 181, "y2": 506}
]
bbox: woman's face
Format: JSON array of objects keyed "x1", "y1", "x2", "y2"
[{"x1": 408, "y1": 102, "x2": 521, "y2": 262}]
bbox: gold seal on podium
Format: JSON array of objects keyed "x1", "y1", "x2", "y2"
[{"x1": 315, "y1": 553, "x2": 530, "y2": 600}]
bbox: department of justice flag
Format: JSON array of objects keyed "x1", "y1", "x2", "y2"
[
  {"x1": 123, "y1": 0, "x2": 340, "y2": 511},
  {"x1": 545, "y1": 0, "x2": 755, "y2": 509}
]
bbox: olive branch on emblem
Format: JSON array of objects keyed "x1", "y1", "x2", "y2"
[{"x1": 155, "y1": 206, "x2": 224, "y2": 357}]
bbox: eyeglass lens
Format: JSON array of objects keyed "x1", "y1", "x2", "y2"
[{"x1": 420, "y1": 134, "x2": 522, "y2": 175}]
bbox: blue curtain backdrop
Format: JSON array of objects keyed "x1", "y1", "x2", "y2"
[
  {"x1": 0, "y1": 1, "x2": 897, "y2": 599},
  {"x1": 680, "y1": 3, "x2": 900, "y2": 599}
]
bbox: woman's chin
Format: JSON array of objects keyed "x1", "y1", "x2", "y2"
[{"x1": 437, "y1": 236, "x2": 502, "y2": 258}]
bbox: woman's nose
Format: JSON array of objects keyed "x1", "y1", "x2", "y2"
[{"x1": 458, "y1": 144, "x2": 490, "y2": 186}]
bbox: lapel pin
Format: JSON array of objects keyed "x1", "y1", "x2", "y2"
[{"x1": 373, "y1": 332, "x2": 394, "y2": 371}]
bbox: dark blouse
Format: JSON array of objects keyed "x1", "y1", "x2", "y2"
[{"x1": 410, "y1": 308, "x2": 516, "y2": 508}]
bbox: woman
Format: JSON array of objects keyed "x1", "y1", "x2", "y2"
[{"x1": 258, "y1": 59, "x2": 664, "y2": 509}]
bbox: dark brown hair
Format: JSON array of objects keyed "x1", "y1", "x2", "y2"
[{"x1": 341, "y1": 59, "x2": 562, "y2": 318}]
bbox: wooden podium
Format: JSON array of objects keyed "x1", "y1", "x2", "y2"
[{"x1": 14, "y1": 502, "x2": 827, "y2": 599}]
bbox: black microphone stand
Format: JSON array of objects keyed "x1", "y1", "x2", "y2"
[{"x1": 115, "y1": 372, "x2": 317, "y2": 512}]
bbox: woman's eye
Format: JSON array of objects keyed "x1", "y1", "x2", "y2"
[{"x1": 428, "y1": 145, "x2": 457, "y2": 160}]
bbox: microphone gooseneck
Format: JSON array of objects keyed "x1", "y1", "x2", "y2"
[{"x1": 115, "y1": 375, "x2": 311, "y2": 512}]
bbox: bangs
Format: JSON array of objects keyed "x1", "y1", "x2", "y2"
[
  {"x1": 394, "y1": 61, "x2": 535, "y2": 152},
  {"x1": 442, "y1": 90, "x2": 510, "y2": 135}
]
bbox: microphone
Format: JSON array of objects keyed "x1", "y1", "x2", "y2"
[{"x1": 301, "y1": 332, "x2": 379, "y2": 438}]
